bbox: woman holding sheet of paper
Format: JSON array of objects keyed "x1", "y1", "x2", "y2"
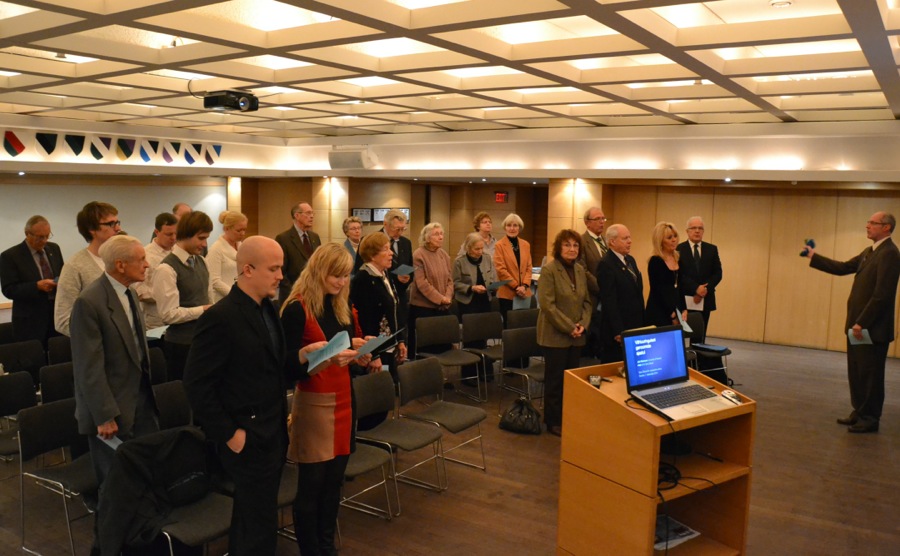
[
  {"x1": 280, "y1": 242, "x2": 370, "y2": 556},
  {"x1": 453, "y1": 232, "x2": 497, "y2": 384}
]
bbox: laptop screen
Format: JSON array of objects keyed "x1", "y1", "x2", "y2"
[{"x1": 622, "y1": 325, "x2": 689, "y2": 391}]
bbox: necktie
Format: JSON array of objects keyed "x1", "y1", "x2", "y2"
[
  {"x1": 36, "y1": 250, "x2": 55, "y2": 300},
  {"x1": 391, "y1": 239, "x2": 398, "y2": 254},
  {"x1": 125, "y1": 289, "x2": 149, "y2": 372},
  {"x1": 625, "y1": 257, "x2": 638, "y2": 282},
  {"x1": 693, "y1": 243, "x2": 701, "y2": 271},
  {"x1": 302, "y1": 233, "x2": 312, "y2": 256},
  {"x1": 188, "y1": 255, "x2": 195, "y2": 269},
  {"x1": 594, "y1": 236, "x2": 608, "y2": 257}
]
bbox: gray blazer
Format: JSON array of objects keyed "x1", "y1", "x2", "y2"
[
  {"x1": 536, "y1": 259, "x2": 593, "y2": 348},
  {"x1": 71, "y1": 275, "x2": 152, "y2": 436},
  {"x1": 452, "y1": 254, "x2": 497, "y2": 305}
]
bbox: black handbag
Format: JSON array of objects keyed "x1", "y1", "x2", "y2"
[{"x1": 499, "y1": 397, "x2": 542, "y2": 435}]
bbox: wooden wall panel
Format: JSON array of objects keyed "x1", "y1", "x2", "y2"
[
  {"x1": 256, "y1": 178, "x2": 312, "y2": 240},
  {"x1": 609, "y1": 186, "x2": 659, "y2": 298},
  {"x1": 655, "y1": 188, "x2": 716, "y2": 239},
  {"x1": 764, "y1": 191, "x2": 837, "y2": 348},
  {"x1": 710, "y1": 190, "x2": 773, "y2": 342}
]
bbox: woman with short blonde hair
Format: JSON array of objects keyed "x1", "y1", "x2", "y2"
[{"x1": 206, "y1": 210, "x2": 248, "y2": 303}]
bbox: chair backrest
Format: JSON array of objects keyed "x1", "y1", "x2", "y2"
[
  {"x1": 506, "y1": 308, "x2": 539, "y2": 329},
  {"x1": 17, "y1": 397, "x2": 81, "y2": 461},
  {"x1": 0, "y1": 339, "x2": 46, "y2": 385},
  {"x1": 686, "y1": 312, "x2": 705, "y2": 344},
  {"x1": 0, "y1": 322, "x2": 15, "y2": 345},
  {"x1": 415, "y1": 315, "x2": 462, "y2": 350},
  {"x1": 501, "y1": 327, "x2": 540, "y2": 363},
  {"x1": 0, "y1": 371, "x2": 37, "y2": 417},
  {"x1": 149, "y1": 346, "x2": 167, "y2": 385},
  {"x1": 153, "y1": 380, "x2": 192, "y2": 429},
  {"x1": 397, "y1": 357, "x2": 444, "y2": 406},
  {"x1": 461, "y1": 311, "x2": 504, "y2": 344},
  {"x1": 47, "y1": 335, "x2": 72, "y2": 364},
  {"x1": 353, "y1": 371, "x2": 397, "y2": 419},
  {"x1": 38, "y1": 362, "x2": 74, "y2": 403}
]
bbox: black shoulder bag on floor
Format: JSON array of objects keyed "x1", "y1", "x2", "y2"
[{"x1": 499, "y1": 397, "x2": 542, "y2": 435}]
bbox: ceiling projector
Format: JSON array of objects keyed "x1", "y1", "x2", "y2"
[{"x1": 203, "y1": 90, "x2": 259, "y2": 112}]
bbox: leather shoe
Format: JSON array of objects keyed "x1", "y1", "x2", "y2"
[
  {"x1": 848, "y1": 420, "x2": 879, "y2": 433},
  {"x1": 836, "y1": 412, "x2": 858, "y2": 426},
  {"x1": 548, "y1": 425, "x2": 562, "y2": 437}
]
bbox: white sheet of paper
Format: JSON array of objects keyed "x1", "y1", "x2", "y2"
[
  {"x1": 685, "y1": 295, "x2": 704, "y2": 311},
  {"x1": 676, "y1": 310, "x2": 692, "y2": 333},
  {"x1": 306, "y1": 331, "x2": 351, "y2": 375},
  {"x1": 97, "y1": 435, "x2": 123, "y2": 450},
  {"x1": 512, "y1": 295, "x2": 531, "y2": 310},
  {"x1": 847, "y1": 328, "x2": 873, "y2": 345},
  {"x1": 146, "y1": 325, "x2": 168, "y2": 340}
]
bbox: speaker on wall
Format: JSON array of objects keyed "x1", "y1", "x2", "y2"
[{"x1": 328, "y1": 148, "x2": 378, "y2": 169}]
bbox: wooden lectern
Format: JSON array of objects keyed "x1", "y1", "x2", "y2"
[{"x1": 557, "y1": 363, "x2": 755, "y2": 555}]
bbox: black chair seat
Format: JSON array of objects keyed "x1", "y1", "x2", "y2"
[
  {"x1": 345, "y1": 444, "x2": 391, "y2": 478},
  {"x1": 506, "y1": 362, "x2": 545, "y2": 382},
  {"x1": 465, "y1": 344, "x2": 503, "y2": 362},
  {"x1": 277, "y1": 463, "x2": 298, "y2": 508},
  {"x1": 162, "y1": 492, "x2": 233, "y2": 547},
  {"x1": 423, "y1": 349, "x2": 481, "y2": 368},
  {"x1": 29, "y1": 453, "x2": 98, "y2": 495},
  {"x1": 360, "y1": 420, "x2": 443, "y2": 452},
  {"x1": 408, "y1": 401, "x2": 486, "y2": 434}
]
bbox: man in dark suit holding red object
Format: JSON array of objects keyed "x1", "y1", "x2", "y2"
[
  {"x1": 806, "y1": 211, "x2": 900, "y2": 433},
  {"x1": 677, "y1": 216, "x2": 723, "y2": 341},
  {"x1": 0, "y1": 215, "x2": 64, "y2": 347}
]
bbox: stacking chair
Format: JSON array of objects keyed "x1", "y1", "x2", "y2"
[
  {"x1": 341, "y1": 443, "x2": 394, "y2": 520},
  {"x1": 685, "y1": 312, "x2": 732, "y2": 385},
  {"x1": 497, "y1": 327, "x2": 545, "y2": 416},
  {"x1": 276, "y1": 462, "x2": 299, "y2": 540},
  {"x1": 38, "y1": 362, "x2": 74, "y2": 403},
  {"x1": 353, "y1": 371, "x2": 446, "y2": 514},
  {"x1": 148, "y1": 346, "x2": 167, "y2": 385},
  {"x1": 0, "y1": 339, "x2": 46, "y2": 389},
  {"x1": 398, "y1": 358, "x2": 487, "y2": 471},
  {"x1": 0, "y1": 322, "x2": 15, "y2": 345},
  {"x1": 0, "y1": 372, "x2": 37, "y2": 465},
  {"x1": 160, "y1": 485, "x2": 233, "y2": 556},
  {"x1": 505, "y1": 307, "x2": 539, "y2": 329},
  {"x1": 461, "y1": 312, "x2": 504, "y2": 400},
  {"x1": 152, "y1": 380, "x2": 192, "y2": 429},
  {"x1": 47, "y1": 335, "x2": 72, "y2": 364},
  {"x1": 415, "y1": 314, "x2": 483, "y2": 402},
  {"x1": 18, "y1": 397, "x2": 97, "y2": 556}
]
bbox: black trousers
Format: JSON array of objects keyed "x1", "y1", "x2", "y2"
[
  {"x1": 847, "y1": 340, "x2": 889, "y2": 422},
  {"x1": 542, "y1": 345, "x2": 581, "y2": 428},
  {"x1": 218, "y1": 437, "x2": 285, "y2": 556},
  {"x1": 294, "y1": 455, "x2": 350, "y2": 556}
]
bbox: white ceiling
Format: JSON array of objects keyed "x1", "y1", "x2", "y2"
[{"x1": 1, "y1": 0, "x2": 898, "y2": 140}]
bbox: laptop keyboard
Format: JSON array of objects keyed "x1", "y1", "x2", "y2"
[{"x1": 643, "y1": 384, "x2": 717, "y2": 409}]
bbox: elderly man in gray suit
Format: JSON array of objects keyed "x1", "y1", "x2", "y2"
[
  {"x1": 806, "y1": 211, "x2": 900, "y2": 433},
  {"x1": 71, "y1": 235, "x2": 158, "y2": 553},
  {"x1": 580, "y1": 207, "x2": 606, "y2": 358}
]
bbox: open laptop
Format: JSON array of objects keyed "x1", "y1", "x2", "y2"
[{"x1": 622, "y1": 325, "x2": 733, "y2": 421}]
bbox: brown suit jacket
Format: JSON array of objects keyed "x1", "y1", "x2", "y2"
[
  {"x1": 810, "y1": 237, "x2": 900, "y2": 343},
  {"x1": 275, "y1": 227, "x2": 321, "y2": 300},
  {"x1": 579, "y1": 231, "x2": 604, "y2": 303},
  {"x1": 536, "y1": 259, "x2": 592, "y2": 348}
]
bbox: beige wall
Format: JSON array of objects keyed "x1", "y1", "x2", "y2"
[{"x1": 256, "y1": 178, "x2": 313, "y2": 239}]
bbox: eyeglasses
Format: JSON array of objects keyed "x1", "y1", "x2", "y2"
[
  {"x1": 587, "y1": 217, "x2": 608, "y2": 222},
  {"x1": 867, "y1": 220, "x2": 888, "y2": 226},
  {"x1": 687, "y1": 226, "x2": 705, "y2": 232},
  {"x1": 27, "y1": 232, "x2": 53, "y2": 241},
  {"x1": 98, "y1": 220, "x2": 121, "y2": 228}
]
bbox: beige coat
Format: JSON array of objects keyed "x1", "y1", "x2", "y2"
[{"x1": 536, "y1": 259, "x2": 593, "y2": 348}]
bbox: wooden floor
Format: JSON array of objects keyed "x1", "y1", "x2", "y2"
[{"x1": 1, "y1": 337, "x2": 898, "y2": 556}]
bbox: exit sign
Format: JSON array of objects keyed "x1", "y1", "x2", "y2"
[{"x1": 494, "y1": 191, "x2": 509, "y2": 203}]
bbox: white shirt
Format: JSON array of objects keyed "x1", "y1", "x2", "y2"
[
  {"x1": 205, "y1": 234, "x2": 238, "y2": 303},
  {"x1": 105, "y1": 273, "x2": 142, "y2": 351},
  {"x1": 152, "y1": 244, "x2": 205, "y2": 325},
  {"x1": 136, "y1": 239, "x2": 172, "y2": 329}
]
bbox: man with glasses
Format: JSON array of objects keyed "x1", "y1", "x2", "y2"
[
  {"x1": 55, "y1": 201, "x2": 121, "y2": 336},
  {"x1": 806, "y1": 212, "x2": 900, "y2": 433},
  {"x1": 580, "y1": 207, "x2": 606, "y2": 358},
  {"x1": 677, "y1": 216, "x2": 723, "y2": 342},
  {"x1": 0, "y1": 215, "x2": 65, "y2": 346},
  {"x1": 276, "y1": 202, "x2": 321, "y2": 302}
]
